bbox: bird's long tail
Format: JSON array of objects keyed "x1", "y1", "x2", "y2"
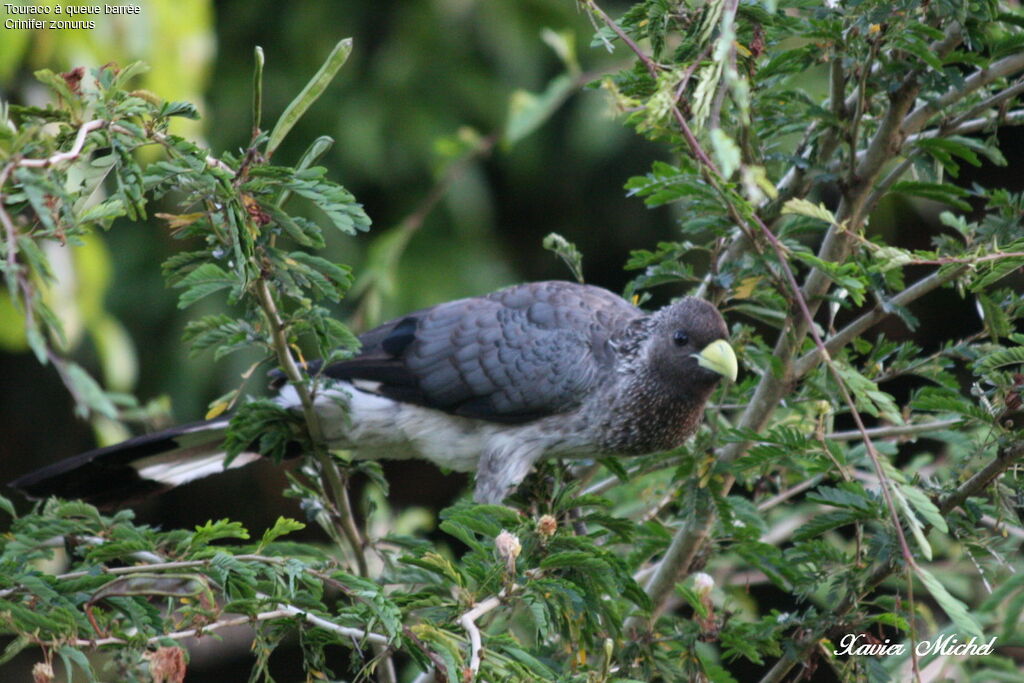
[{"x1": 9, "y1": 418, "x2": 261, "y2": 508}]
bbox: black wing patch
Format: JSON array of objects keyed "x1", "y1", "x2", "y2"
[{"x1": 380, "y1": 317, "x2": 418, "y2": 356}]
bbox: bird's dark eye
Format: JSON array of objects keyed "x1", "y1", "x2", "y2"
[{"x1": 673, "y1": 330, "x2": 689, "y2": 346}]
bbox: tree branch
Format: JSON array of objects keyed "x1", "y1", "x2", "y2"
[
  {"x1": 939, "y1": 440, "x2": 1024, "y2": 514},
  {"x1": 907, "y1": 107, "x2": 1024, "y2": 141},
  {"x1": 253, "y1": 277, "x2": 369, "y2": 578},
  {"x1": 460, "y1": 595, "x2": 502, "y2": 679},
  {"x1": 756, "y1": 475, "x2": 824, "y2": 512},
  {"x1": 68, "y1": 605, "x2": 389, "y2": 649},
  {"x1": 826, "y1": 418, "x2": 962, "y2": 442},
  {"x1": 901, "y1": 51, "x2": 1024, "y2": 136},
  {"x1": 792, "y1": 265, "x2": 969, "y2": 378},
  {"x1": 14, "y1": 119, "x2": 107, "y2": 169}
]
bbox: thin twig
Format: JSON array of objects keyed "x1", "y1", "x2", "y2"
[
  {"x1": 792, "y1": 265, "x2": 969, "y2": 378},
  {"x1": 980, "y1": 514, "x2": 1024, "y2": 541},
  {"x1": 756, "y1": 475, "x2": 824, "y2": 512},
  {"x1": 939, "y1": 441, "x2": 1024, "y2": 514},
  {"x1": 937, "y1": 77, "x2": 1024, "y2": 132},
  {"x1": 109, "y1": 123, "x2": 235, "y2": 174},
  {"x1": 460, "y1": 595, "x2": 502, "y2": 679},
  {"x1": 15, "y1": 119, "x2": 106, "y2": 168},
  {"x1": 403, "y1": 625, "x2": 450, "y2": 682},
  {"x1": 901, "y1": 51, "x2": 1024, "y2": 136},
  {"x1": 253, "y1": 277, "x2": 369, "y2": 577},
  {"x1": 826, "y1": 419, "x2": 963, "y2": 442},
  {"x1": 67, "y1": 606, "x2": 389, "y2": 649},
  {"x1": 255, "y1": 273, "x2": 391, "y2": 683},
  {"x1": 906, "y1": 108, "x2": 1024, "y2": 142}
]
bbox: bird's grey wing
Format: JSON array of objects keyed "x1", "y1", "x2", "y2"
[{"x1": 321, "y1": 281, "x2": 642, "y2": 423}]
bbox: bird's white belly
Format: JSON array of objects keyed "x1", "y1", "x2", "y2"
[{"x1": 279, "y1": 382, "x2": 501, "y2": 472}]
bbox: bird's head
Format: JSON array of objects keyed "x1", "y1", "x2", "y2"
[{"x1": 642, "y1": 297, "x2": 738, "y2": 395}]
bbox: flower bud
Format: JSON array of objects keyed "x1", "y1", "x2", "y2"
[
  {"x1": 693, "y1": 572, "x2": 715, "y2": 598},
  {"x1": 495, "y1": 530, "x2": 521, "y2": 573},
  {"x1": 536, "y1": 514, "x2": 557, "y2": 538},
  {"x1": 32, "y1": 663, "x2": 54, "y2": 683}
]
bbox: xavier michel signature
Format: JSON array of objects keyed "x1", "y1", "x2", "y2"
[{"x1": 833, "y1": 633, "x2": 997, "y2": 657}]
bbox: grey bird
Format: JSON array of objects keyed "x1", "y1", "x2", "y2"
[{"x1": 10, "y1": 281, "x2": 737, "y2": 506}]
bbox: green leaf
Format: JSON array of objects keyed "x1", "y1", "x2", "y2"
[
  {"x1": 980, "y1": 570, "x2": 1024, "y2": 611},
  {"x1": 793, "y1": 509, "x2": 872, "y2": 541},
  {"x1": 791, "y1": 251, "x2": 866, "y2": 305},
  {"x1": 191, "y1": 519, "x2": 250, "y2": 549},
  {"x1": 33, "y1": 69, "x2": 82, "y2": 116},
  {"x1": 273, "y1": 135, "x2": 336, "y2": 210},
  {"x1": 271, "y1": 166, "x2": 370, "y2": 234},
  {"x1": 914, "y1": 137, "x2": 983, "y2": 176},
  {"x1": 781, "y1": 198, "x2": 837, "y2": 226},
  {"x1": 710, "y1": 129, "x2": 742, "y2": 179},
  {"x1": 806, "y1": 484, "x2": 876, "y2": 511},
  {"x1": 56, "y1": 644, "x2": 96, "y2": 682},
  {"x1": 402, "y1": 551, "x2": 465, "y2": 587},
  {"x1": 252, "y1": 46, "x2": 265, "y2": 132},
  {"x1": 975, "y1": 346, "x2": 1024, "y2": 375},
  {"x1": 696, "y1": 641, "x2": 740, "y2": 683},
  {"x1": 225, "y1": 398, "x2": 298, "y2": 463},
  {"x1": 0, "y1": 494, "x2": 14, "y2": 519},
  {"x1": 505, "y1": 74, "x2": 575, "y2": 146},
  {"x1": 66, "y1": 362, "x2": 118, "y2": 419},
  {"x1": 969, "y1": 254, "x2": 1024, "y2": 292},
  {"x1": 893, "y1": 32, "x2": 944, "y2": 72},
  {"x1": 77, "y1": 198, "x2": 126, "y2": 225},
  {"x1": 159, "y1": 101, "x2": 200, "y2": 120},
  {"x1": 267, "y1": 38, "x2": 353, "y2": 157},
  {"x1": 0, "y1": 636, "x2": 31, "y2": 668},
  {"x1": 540, "y1": 551, "x2": 604, "y2": 571},
  {"x1": 976, "y1": 292, "x2": 1012, "y2": 341},
  {"x1": 891, "y1": 181, "x2": 971, "y2": 211},
  {"x1": 833, "y1": 361, "x2": 903, "y2": 424},
  {"x1": 258, "y1": 517, "x2": 306, "y2": 551},
  {"x1": 109, "y1": 60, "x2": 150, "y2": 89},
  {"x1": 869, "y1": 612, "x2": 910, "y2": 631},
  {"x1": 268, "y1": 207, "x2": 323, "y2": 247},
  {"x1": 1001, "y1": 591, "x2": 1024, "y2": 641},
  {"x1": 286, "y1": 252, "x2": 353, "y2": 301},
  {"x1": 182, "y1": 314, "x2": 253, "y2": 358},
  {"x1": 542, "y1": 232, "x2": 584, "y2": 283},
  {"x1": 899, "y1": 484, "x2": 947, "y2": 534},
  {"x1": 173, "y1": 263, "x2": 235, "y2": 309},
  {"x1": 912, "y1": 387, "x2": 993, "y2": 422},
  {"x1": 893, "y1": 485, "x2": 931, "y2": 561},
  {"x1": 916, "y1": 566, "x2": 984, "y2": 639},
  {"x1": 541, "y1": 27, "x2": 579, "y2": 73}
]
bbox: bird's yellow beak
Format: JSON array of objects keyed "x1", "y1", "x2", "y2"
[{"x1": 695, "y1": 339, "x2": 738, "y2": 382}]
